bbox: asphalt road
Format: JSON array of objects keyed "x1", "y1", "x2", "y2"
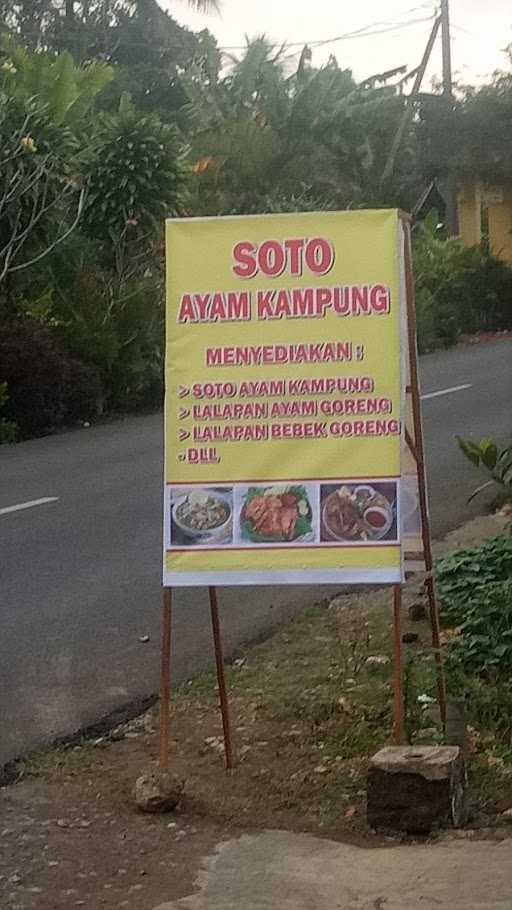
[{"x1": 1, "y1": 338, "x2": 510, "y2": 768}]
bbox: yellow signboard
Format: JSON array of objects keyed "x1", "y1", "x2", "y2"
[{"x1": 164, "y1": 210, "x2": 405, "y2": 586}]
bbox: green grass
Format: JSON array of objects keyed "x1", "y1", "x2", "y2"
[
  {"x1": 9, "y1": 569, "x2": 512, "y2": 835},
  {"x1": 14, "y1": 741, "x2": 98, "y2": 779},
  {"x1": 175, "y1": 603, "x2": 396, "y2": 750},
  {"x1": 469, "y1": 753, "x2": 512, "y2": 810}
]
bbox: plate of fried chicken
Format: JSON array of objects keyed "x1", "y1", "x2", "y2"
[{"x1": 240, "y1": 485, "x2": 313, "y2": 543}]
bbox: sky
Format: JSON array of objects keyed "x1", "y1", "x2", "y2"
[{"x1": 166, "y1": 0, "x2": 512, "y2": 87}]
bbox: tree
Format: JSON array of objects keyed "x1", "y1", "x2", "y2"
[
  {"x1": 183, "y1": 36, "x2": 418, "y2": 215},
  {"x1": 417, "y1": 46, "x2": 512, "y2": 188},
  {"x1": 83, "y1": 94, "x2": 189, "y2": 275},
  {"x1": 0, "y1": 44, "x2": 112, "y2": 292},
  {"x1": 0, "y1": 93, "x2": 84, "y2": 290},
  {"x1": 1, "y1": 37, "x2": 113, "y2": 124},
  {"x1": 0, "y1": 36, "x2": 191, "y2": 422}
]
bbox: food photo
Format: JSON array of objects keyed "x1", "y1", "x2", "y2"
[
  {"x1": 238, "y1": 484, "x2": 317, "y2": 544},
  {"x1": 170, "y1": 487, "x2": 233, "y2": 546},
  {"x1": 320, "y1": 481, "x2": 398, "y2": 543}
]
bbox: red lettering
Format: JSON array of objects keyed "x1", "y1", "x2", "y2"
[
  {"x1": 305, "y1": 237, "x2": 334, "y2": 275},
  {"x1": 285, "y1": 238, "x2": 305, "y2": 275},
  {"x1": 209, "y1": 292, "x2": 226, "y2": 321},
  {"x1": 274, "y1": 289, "x2": 292, "y2": 318},
  {"x1": 352, "y1": 286, "x2": 369, "y2": 314},
  {"x1": 233, "y1": 237, "x2": 335, "y2": 279},
  {"x1": 291, "y1": 287, "x2": 314, "y2": 316},
  {"x1": 232, "y1": 240, "x2": 257, "y2": 278},
  {"x1": 177, "y1": 293, "x2": 195, "y2": 323},
  {"x1": 226, "y1": 291, "x2": 250, "y2": 320},
  {"x1": 259, "y1": 240, "x2": 285, "y2": 277},
  {"x1": 257, "y1": 289, "x2": 275, "y2": 319},
  {"x1": 370, "y1": 284, "x2": 390, "y2": 313},
  {"x1": 316, "y1": 287, "x2": 332, "y2": 315},
  {"x1": 194, "y1": 293, "x2": 210, "y2": 321}
]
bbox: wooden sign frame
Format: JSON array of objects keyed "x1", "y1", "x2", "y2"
[{"x1": 157, "y1": 214, "x2": 446, "y2": 770}]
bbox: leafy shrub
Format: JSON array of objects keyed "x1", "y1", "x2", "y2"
[
  {"x1": 1, "y1": 42, "x2": 113, "y2": 128},
  {"x1": 445, "y1": 580, "x2": 512, "y2": 676},
  {"x1": 0, "y1": 319, "x2": 102, "y2": 437},
  {"x1": 14, "y1": 230, "x2": 165, "y2": 414},
  {"x1": 438, "y1": 536, "x2": 512, "y2": 741},
  {"x1": 83, "y1": 96, "x2": 189, "y2": 258},
  {"x1": 461, "y1": 252, "x2": 512, "y2": 335},
  {"x1": 436, "y1": 536, "x2": 512, "y2": 625},
  {"x1": 104, "y1": 276, "x2": 164, "y2": 411},
  {"x1": 413, "y1": 211, "x2": 512, "y2": 351},
  {"x1": 457, "y1": 436, "x2": 512, "y2": 504},
  {"x1": 0, "y1": 90, "x2": 84, "y2": 286}
]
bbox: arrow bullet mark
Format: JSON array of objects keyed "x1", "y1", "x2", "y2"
[
  {"x1": 178, "y1": 407, "x2": 190, "y2": 419},
  {"x1": 179, "y1": 429, "x2": 190, "y2": 441},
  {"x1": 178, "y1": 386, "x2": 190, "y2": 398}
]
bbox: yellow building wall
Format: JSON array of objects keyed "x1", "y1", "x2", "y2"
[
  {"x1": 487, "y1": 187, "x2": 512, "y2": 265},
  {"x1": 457, "y1": 181, "x2": 482, "y2": 247}
]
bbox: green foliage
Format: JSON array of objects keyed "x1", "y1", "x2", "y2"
[
  {"x1": 437, "y1": 536, "x2": 512, "y2": 742},
  {"x1": 0, "y1": 381, "x2": 18, "y2": 443},
  {"x1": 0, "y1": 0, "x2": 222, "y2": 123},
  {"x1": 84, "y1": 99, "x2": 189, "y2": 255},
  {"x1": 419, "y1": 66, "x2": 512, "y2": 186},
  {"x1": 436, "y1": 536, "x2": 512, "y2": 625},
  {"x1": 445, "y1": 582, "x2": 512, "y2": 742},
  {"x1": 445, "y1": 581, "x2": 512, "y2": 675},
  {"x1": 450, "y1": 675, "x2": 512, "y2": 744},
  {"x1": 0, "y1": 90, "x2": 84, "y2": 286},
  {"x1": 186, "y1": 40, "x2": 414, "y2": 216},
  {"x1": 0, "y1": 318, "x2": 102, "y2": 437},
  {"x1": 457, "y1": 437, "x2": 512, "y2": 503},
  {"x1": 0, "y1": 40, "x2": 189, "y2": 426},
  {"x1": 413, "y1": 211, "x2": 512, "y2": 351},
  {"x1": 21, "y1": 234, "x2": 165, "y2": 411},
  {"x1": 0, "y1": 26, "x2": 510, "y2": 437},
  {"x1": 1, "y1": 39, "x2": 113, "y2": 125},
  {"x1": 59, "y1": 272, "x2": 164, "y2": 412}
]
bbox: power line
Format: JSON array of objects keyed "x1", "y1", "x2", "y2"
[
  {"x1": 219, "y1": 14, "x2": 437, "y2": 53},
  {"x1": 278, "y1": 17, "x2": 437, "y2": 64},
  {"x1": 89, "y1": 9, "x2": 437, "y2": 54}
]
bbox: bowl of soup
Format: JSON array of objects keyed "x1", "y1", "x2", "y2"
[{"x1": 172, "y1": 489, "x2": 231, "y2": 539}]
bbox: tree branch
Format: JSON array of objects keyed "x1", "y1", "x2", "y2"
[{"x1": 9, "y1": 186, "x2": 86, "y2": 273}]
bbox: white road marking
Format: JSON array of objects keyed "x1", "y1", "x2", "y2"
[
  {"x1": 421, "y1": 383, "x2": 472, "y2": 401},
  {"x1": 0, "y1": 497, "x2": 59, "y2": 516}
]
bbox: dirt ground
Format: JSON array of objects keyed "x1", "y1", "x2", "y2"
[
  {"x1": 1, "y1": 764, "x2": 227, "y2": 909},
  {"x1": 1, "y1": 512, "x2": 510, "y2": 910}
]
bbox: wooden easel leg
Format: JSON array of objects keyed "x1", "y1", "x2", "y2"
[
  {"x1": 402, "y1": 220, "x2": 448, "y2": 730},
  {"x1": 158, "y1": 587, "x2": 173, "y2": 771},
  {"x1": 209, "y1": 586, "x2": 234, "y2": 771},
  {"x1": 393, "y1": 585, "x2": 405, "y2": 745}
]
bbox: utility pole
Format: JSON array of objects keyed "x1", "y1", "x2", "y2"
[
  {"x1": 381, "y1": 16, "x2": 441, "y2": 186},
  {"x1": 441, "y1": 0, "x2": 453, "y2": 98},
  {"x1": 440, "y1": 0, "x2": 459, "y2": 235}
]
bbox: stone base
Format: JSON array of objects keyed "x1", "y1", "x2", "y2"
[
  {"x1": 134, "y1": 769, "x2": 184, "y2": 814},
  {"x1": 367, "y1": 745, "x2": 468, "y2": 833}
]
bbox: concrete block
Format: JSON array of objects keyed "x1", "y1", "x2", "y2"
[{"x1": 367, "y1": 745, "x2": 468, "y2": 833}]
